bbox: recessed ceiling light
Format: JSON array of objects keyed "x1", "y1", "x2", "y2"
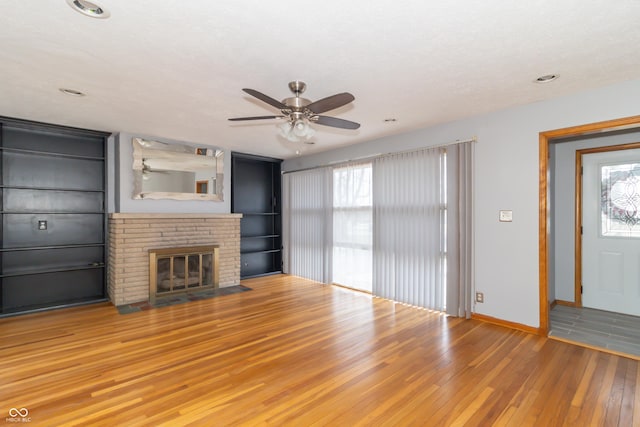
[
  {"x1": 66, "y1": 0, "x2": 110, "y2": 19},
  {"x1": 534, "y1": 74, "x2": 559, "y2": 84},
  {"x1": 59, "y1": 88, "x2": 86, "y2": 97},
  {"x1": 384, "y1": 118, "x2": 398, "y2": 123}
]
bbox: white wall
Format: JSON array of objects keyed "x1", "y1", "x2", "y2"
[
  {"x1": 552, "y1": 129, "x2": 640, "y2": 302},
  {"x1": 112, "y1": 132, "x2": 231, "y2": 213},
  {"x1": 283, "y1": 78, "x2": 640, "y2": 328}
]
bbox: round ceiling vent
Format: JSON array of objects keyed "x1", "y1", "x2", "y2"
[
  {"x1": 534, "y1": 74, "x2": 559, "y2": 84},
  {"x1": 66, "y1": 0, "x2": 110, "y2": 19},
  {"x1": 59, "y1": 88, "x2": 86, "y2": 97}
]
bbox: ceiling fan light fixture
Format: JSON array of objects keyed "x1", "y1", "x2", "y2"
[
  {"x1": 279, "y1": 119, "x2": 314, "y2": 142},
  {"x1": 304, "y1": 126, "x2": 315, "y2": 140},
  {"x1": 293, "y1": 120, "x2": 308, "y2": 137},
  {"x1": 278, "y1": 121, "x2": 293, "y2": 139}
]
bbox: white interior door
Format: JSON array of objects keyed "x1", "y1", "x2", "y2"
[{"x1": 582, "y1": 148, "x2": 640, "y2": 315}]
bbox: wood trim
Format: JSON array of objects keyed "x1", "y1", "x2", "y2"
[
  {"x1": 578, "y1": 141, "x2": 640, "y2": 155},
  {"x1": 548, "y1": 335, "x2": 640, "y2": 361},
  {"x1": 196, "y1": 180, "x2": 209, "y2": 194},
  {"x1": 554, "y1": 299, "x2": 577, "y2": 307},
  {"x1": 539, "y1": 132, "x2": 549, "y2": 334},
  {"x1": 540, "y1": 115, "x2": 640, "y2": 139},
  {"x1": 539, "y1": 115, "x2": 640, "y2": 337},
  {"x1": 574, "y1": 150, "x2": 583, "y2": 307},
  {"x1": 471, "y1": 313, "x2": 542, "y2": 335},
  {"x1": 550, "y1": 300, "x2": 558, "y2": 309}
]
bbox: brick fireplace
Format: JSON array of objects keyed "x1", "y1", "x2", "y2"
[{"x1": 108, "y1": 213, "x2": 242, "y2": 306}]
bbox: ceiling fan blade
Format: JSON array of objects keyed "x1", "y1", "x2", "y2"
[
  {"x1": 306, "y1": 93, "x2": 355, "y2": 114},
  {"x1": 313, "y1": 115, "x2": 360, "y2": 130},
  {"x1": 228, "y1": 115, "x2": 285, "y2": 121},
  {"x1": 242, "y1": 88, "x2": 288, "y2": 110}
]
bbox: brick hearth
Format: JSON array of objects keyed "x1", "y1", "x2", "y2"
[{"x1": 108, "y1": 213, "x2": 242, "y2": 306}]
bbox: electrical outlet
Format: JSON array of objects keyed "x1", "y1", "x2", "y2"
[{"x1": 475, "y1": 292, "x2": 484, "y2": 303}]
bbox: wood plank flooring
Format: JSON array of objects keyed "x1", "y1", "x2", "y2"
[{"x1": 1, "y1": 274, "x2": 639, "y2": 426}]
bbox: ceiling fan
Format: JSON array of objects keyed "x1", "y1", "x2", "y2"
[
  {"x1": 228, "y1": 81, "x2": 360, "y2": 142},
  {"x1": 141, "y1": 159, "x2": 169, "y2": 174}
]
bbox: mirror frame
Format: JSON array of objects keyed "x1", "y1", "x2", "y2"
[{"x1": 132, "y1": 137, "x2": 224, "y2": 201}]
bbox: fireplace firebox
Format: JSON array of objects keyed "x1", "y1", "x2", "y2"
[{"x1": 149, "y1": 245, "x2": 219, "y2": 303}]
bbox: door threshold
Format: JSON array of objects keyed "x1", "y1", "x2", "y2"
[{"x1": 548, "y1": 333, "x2": 640, "y2": 361}]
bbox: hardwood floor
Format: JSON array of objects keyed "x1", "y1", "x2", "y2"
[{"x1": 1, "y1": 274, "x2": 639, "y2": 426}]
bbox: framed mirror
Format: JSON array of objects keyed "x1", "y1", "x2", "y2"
[{"x1": 132, "y1": 137, "x2": 224, "y2": 201}]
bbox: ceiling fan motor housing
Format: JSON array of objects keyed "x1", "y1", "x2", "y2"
[
  {"x1": 288, "y1": 80, "x2": 307, "y2": 96},
  {"x1": 281, "y1": 96, "x2": 311, "y2": 110}
]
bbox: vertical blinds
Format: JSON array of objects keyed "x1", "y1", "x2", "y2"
[
  {"x1": 372, "y1": 147, "x2": 446, "y2": 310},
  {"x1": 283, "y1": 140, "x2": 474, "y2": 315},
  {"x1": 282, "y1": 167, "x2": 333, "y2": 283},
  {"x1": 446, "y1": 142, "x2": 474, "y2": 318}
]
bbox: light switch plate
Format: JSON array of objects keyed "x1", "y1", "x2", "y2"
[{"x1": 499, "y1": 210, "x2": 513, "y2": 222}]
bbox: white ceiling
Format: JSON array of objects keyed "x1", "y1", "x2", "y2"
[{"x1": 1, "y1": 1, "x2": 639, "y2": 159}]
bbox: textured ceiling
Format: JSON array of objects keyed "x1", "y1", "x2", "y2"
[{"x1": 1, "y1": 1, "x2": 639, "y2": 159}]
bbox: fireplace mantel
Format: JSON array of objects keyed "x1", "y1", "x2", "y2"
[
  {"x1": 108, "y1": 213, "x2": 242, "y2": 306},
  {"x1": 110, "y1": 213, "x2": 243, "y2": 219}
]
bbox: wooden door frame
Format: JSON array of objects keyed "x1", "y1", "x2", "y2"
[
  {"x1": 539, "y1": 115, "x2": 640, "y2": 335},
  {"x1": 196, "y1": 180, "x2": 209, "y2": 194},
  {"x1": 574, "y1": 142, "x2": 640, "y2": 308}
]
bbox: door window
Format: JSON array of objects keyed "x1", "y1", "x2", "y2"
[{"x1": 601, "y1": 162, "x2": 640, "y2": 237}]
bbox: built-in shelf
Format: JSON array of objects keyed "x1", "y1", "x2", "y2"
[
  {"x1": 0, "y1": 146, "x2": 104, "y2": 161},
  {"x1": 0, "y1": 117, "x2": 108, "y2": 315},
  {"x1": 241, "y1": 234, "x2": 280, "y2": 239},
  {"x1": 247, "y1": 270, "x2": 283, "y2": 278},
  {"x1": 241, "y1": 212, "x2": 280, "y2": 216},
  {"x1": 0, "y1": 185, "x2": 105, "y2": 192},
  {"x1": 1, "y1": 264, "x2": 105, "y2": 278},
  {"x1": 0, "y1": 297, "x2": 108, "y2": 316},
  {"x1": 241, "y1": 249, "x2": 282, "y2": 255},
  {"x1": 0, "y1": 243, "x2": 105, "y2": 252},
  {"x1": 232, "y1": 153, "x2": 282, "y2": 279}
]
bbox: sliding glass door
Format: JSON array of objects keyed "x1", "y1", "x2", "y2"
[
  {"x1": 283, "y1": 140, "x2": 473, "y2": 316},
  {"x1": 332, "y1": 163, "x2": 372, "y2": 292}
]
